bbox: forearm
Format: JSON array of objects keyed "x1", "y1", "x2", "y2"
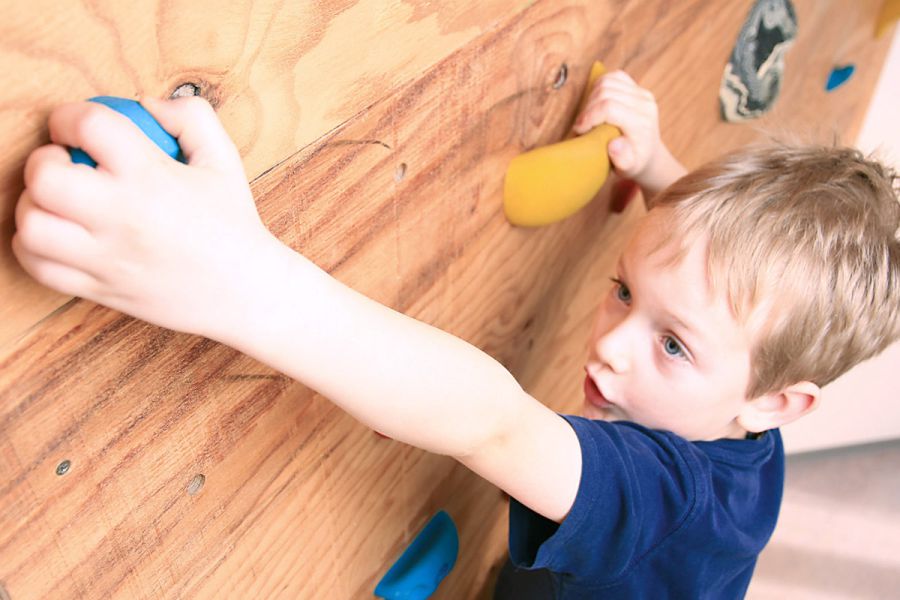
[{"x1": 210, "y1": 235, "x2": 521, "y2": 458}]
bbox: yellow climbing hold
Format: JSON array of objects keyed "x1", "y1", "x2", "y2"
[{"x1": 503, "y1": 61, "x2": 621, "y2": 227}]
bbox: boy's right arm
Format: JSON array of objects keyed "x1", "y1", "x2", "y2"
[
  {"x1": 13, "y1": 97, "x2": 584, "y2": 524},
  {"x1": 224, "y1": 239, "x2": 584, "y2": 523},
  {"x1": 573, "y1": 70, "x2": 687, "y2": 201}
]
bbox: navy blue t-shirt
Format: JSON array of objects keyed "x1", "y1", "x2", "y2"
[{"x1": 494, "y1": 415, "x2": 784, "y2": 599}]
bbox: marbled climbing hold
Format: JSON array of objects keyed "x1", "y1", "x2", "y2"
[
  {"x1": 68, "y1": 96, "x2": 184, "y2": 167},
  {"x1": 719, "y1": 0, "x2": 797, "y2": 122}
]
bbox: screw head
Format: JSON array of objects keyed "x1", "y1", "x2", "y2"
[
  {"x1": 394, "y1": 162, "x2": 407, "y2": 182},
  {"x1": 553, "y1": 63, "x2": 568, "y2": 89},
  {"x1": 56, "y1": 460, "x2": 71, "y2": 476},
  {"x1": 187, "y1": 474, "x2": 206, "y2": 496},
  {"x1": 171, "y1": 82, "x2": 201, "y2": 99}
]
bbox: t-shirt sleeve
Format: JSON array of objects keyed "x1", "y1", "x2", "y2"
[{"x1": 507, "y1": 414, "x2": 699, "y2": 584}]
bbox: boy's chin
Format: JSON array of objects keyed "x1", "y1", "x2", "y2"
[
  {"x1": 582, "y1": 398, "x2": 631, "y2": 423},
  {"x1": 582, "y1": 400, "x2": 612, "y2": 421}
]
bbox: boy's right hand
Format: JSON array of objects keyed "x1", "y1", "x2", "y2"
[
  {"x1": 12, "y1": 96, "x2": 278, "y2": 339},
  {"x1": 572, "y1": 70, "x2": 685, "y2": 197}
]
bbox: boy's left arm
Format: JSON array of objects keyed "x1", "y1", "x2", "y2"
[{"x1": 12, "y1": 97, "x2": 583, "y2": 524}]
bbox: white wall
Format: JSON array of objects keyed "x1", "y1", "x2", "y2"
[{"x1": 782, "y1": 28, "x2": 900, "y2": 454}]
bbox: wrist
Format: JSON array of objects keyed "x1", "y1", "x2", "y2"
[
  {"x1": 197, "y1": 229, "x2": 296, "y2": 347},
  {"x1": 634, "y1": 142, "x2": 686, "y2": 200}
]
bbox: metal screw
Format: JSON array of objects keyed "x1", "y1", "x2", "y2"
[
  {"x1": 56, "y1": 460, "x2": 71, "y2": 476},
  {"x1": 394, "y1": 163, "x2": 408, "y2": 182},
  {"x1": 553, "y1": 63, "x2": 568, "y2": 89},
  {"x1": 187, "y1": 474, "x2": 206, "y2": 496},
  {"x1": 171, "y1": 83, "x2": 201, "y2": 99}
]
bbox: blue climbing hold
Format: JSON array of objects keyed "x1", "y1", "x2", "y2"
[
  {"x1": 374, "y1": 511, "x2": 459, "y2": 600},
  {"x1": 826, "y1": 65, "x2": 855, "y2": 92},
  {"x1": 69, "y1": 96, "x2": 184, "y2": 167}
]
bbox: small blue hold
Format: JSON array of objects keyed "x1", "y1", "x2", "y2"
[
  {"x1": 826, "y1": 65, "x2": 855, "y2": 92},
  {"x1": 69, "y1": 96, "x2": 184, "y2": 167},
  {"x1": 375, "y1": 511, "x2": 459, "y2": 600}
]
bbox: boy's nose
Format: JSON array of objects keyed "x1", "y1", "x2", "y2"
[{"x1": 593, "y1": 321, "x2": 632, "y2": 374}]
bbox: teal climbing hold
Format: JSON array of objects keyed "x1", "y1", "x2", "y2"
[
  {"x1": 69, "y1": 96, "x2": 184, "y2": 167},
  {"x1": 826, "y1": 65, "x2": 855, "y2": 91},
  {"x1": 374, "y1": 511, "x2": 459, "y2": 600}
]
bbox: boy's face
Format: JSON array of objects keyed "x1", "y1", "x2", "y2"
[{"x1": 583, "y1": 210, "x2": 754, "y2": 441}]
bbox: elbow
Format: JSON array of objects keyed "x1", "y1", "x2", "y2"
[{"x1": 452, "y1": 376, "x2": 530, "y2": 461}]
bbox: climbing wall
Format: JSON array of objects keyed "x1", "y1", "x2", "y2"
[{"x1": 0, "y1": 1, "x2": 892, "y2": 598}]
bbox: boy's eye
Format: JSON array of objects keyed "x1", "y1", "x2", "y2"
[
  {"x1": 611, "y1": 278, "x2": 631, "y2": 303},
  {"x1": 663, "y1": 336, "x2": 686, "y2": 358}
]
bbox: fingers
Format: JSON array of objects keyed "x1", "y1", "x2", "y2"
[
  {"x1": 607, "y1": 137, "x2": 635, "y2": 172},
  {"x1": 576, "y1": 92, "x2": 654, "y2": 137},
  {"x1": 14, "y1": 190, "x2": 102, "y2": 276},
  {"x1": 570, "y1": 69, "x2": 664, "y2": 178},
  {"x1": 140, "y1": 96, "x2": 243, "y2": 171},
  {"x1": 591, "y1": 71, "x2": 653, "y2": 103},
  {"x1": 48, "y1": 101, "x2": 163, "y2": 174},
  {"x1": 573, "y1": 70, "x2": 656, "y2": 134},
  {"x1": 12, "y1": 233, "x2": 99, "y2": 299},
  {"x1": 598, "y1": 69, "x2": 639, "y2": 89},
  {"x1": 23, "y1": 144, "x2": 113, "y2": 229}
]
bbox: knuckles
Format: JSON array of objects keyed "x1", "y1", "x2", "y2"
[
  {"x1": 72, "y1": 103, "x2": 112, "y2": 147},
  {"x1": 11, "y1": 232, "x2": 51, "y2": 287},
  {"x1": 14, "y1": 198, "x2": 46, "y2": 254},
  {"x1": 24, "y1": 146, "x2": 59, "y2": 196},
  {"x1": 174, "y1": 94, "x2": 215, "y2": 121}
]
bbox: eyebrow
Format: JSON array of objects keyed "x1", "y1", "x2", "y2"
[{"x1": 617, "y1": 257, "x2": 705, "y2": 347}]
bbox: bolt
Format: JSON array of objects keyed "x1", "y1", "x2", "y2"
[
  {"x1": 170, "y1": 83, "x2": 201, "y2": 99},
  {"x1": 394, "y1": 163, "x2": 408, "y2": 182},
  {"x1": 187, "y1": 474, "x2": 206, "y2": 496},
  {"x1": 553, "y1": 63, "x2": 568, "y2": 89}
]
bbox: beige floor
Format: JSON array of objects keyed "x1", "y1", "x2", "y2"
[{"x1": 747, "y1": 439, "x2": 900, "y2": 599}]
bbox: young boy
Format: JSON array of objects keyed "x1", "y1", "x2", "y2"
[{"x1": 12, "y1": 71, "x2": 899, "y2": 598}]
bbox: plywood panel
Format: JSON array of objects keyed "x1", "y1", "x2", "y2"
[
  {"x1": 0, "y1": 1, "x2": 893, "y2": 599},
  {"x1": 0, "y1": 0, "x2": 527, "y2": 350}
]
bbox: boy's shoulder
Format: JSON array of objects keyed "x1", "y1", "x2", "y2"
[
  {"x1": 504, "y1": 416, "x2": 783, "y2": 595},
  {"x1": 562, "y1": 414, "x2": 783, "y2": 472},
  {"x1": 559, "y1": 415, "x2": 785, "y2": 551}
]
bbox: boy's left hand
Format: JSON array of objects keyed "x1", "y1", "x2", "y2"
[
  {"x1": 12, "y1": 96, "x2": 276, "y2": 338},
  {"x1": 571, "y1": 70, "x2": 662, "y2": 180},
  {"x1": 571, "y1": 69, "x2": 686, "y2": 200}
]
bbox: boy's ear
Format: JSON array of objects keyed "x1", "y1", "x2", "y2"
[{"x1": 737, "y1": 381, "x2": 821, "y2": 433}]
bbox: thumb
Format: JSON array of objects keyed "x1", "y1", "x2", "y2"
[
  {"x1": 139, "y1": 96, "x2": 243, "y2": 171},
  {"x1": 608, "y1": 137, "x2": 634, "y2": 173}
]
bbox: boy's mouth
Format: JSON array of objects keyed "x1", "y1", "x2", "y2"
[{"x1": 583, "y1": 373, "x2": 612, "y2": 409}]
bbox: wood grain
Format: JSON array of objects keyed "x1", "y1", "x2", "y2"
[
  {"x1": 0, "y1": 0, "x2": 527, "y2": 350},
  {"x1": 0, "y1": 0, "x2": 893, "y2": 598}
]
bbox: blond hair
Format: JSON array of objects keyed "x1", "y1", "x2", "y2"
[{"x1": 648, "y1": 143, "x2": 900, "y2": 399}]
